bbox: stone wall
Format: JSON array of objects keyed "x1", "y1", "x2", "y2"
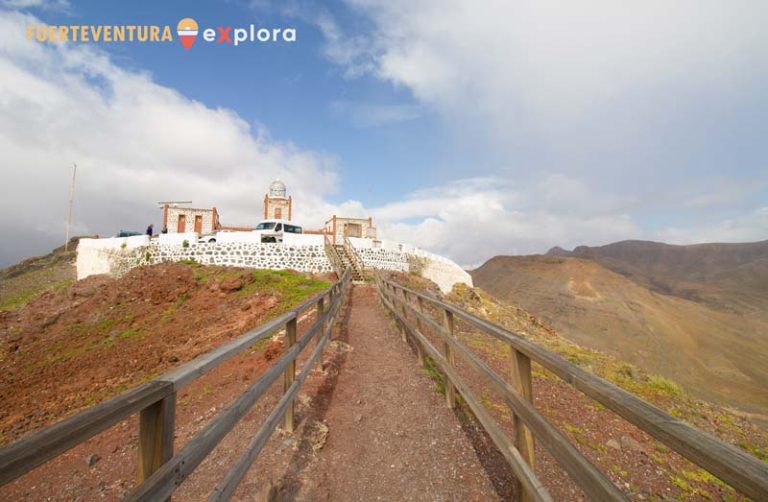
[
  {"x1": 77, "y1": 235, "x2": 150, "y2": 279},
  {"x1": 77, "y1": 235, "x2": 471, "y2": 293},
  {"x1": 353, "y1": 247, "x2": 409, "y2": 273},
  {"x1": 143, "y1": 242, "x2": 333, "y2": 273},
  {"x1": 78, "y1": 239, "x2": 333, "y2": 279},
  {"x1": 347, "y1": 237, "x2": 472, "y2": 293}
]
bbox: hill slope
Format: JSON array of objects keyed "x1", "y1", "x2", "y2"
[
  {"x1": 471, "y1": 254, "x2": 768, "y2": 415},
  {"x1": 0, "y1": 238, "x2": 79, "y2": 312},
  {"x1": 548, "y1": 239, "x2": 768, "y2": 318},
  {"x1": 0, "y1": 262, "x2": 331, "y2": 444}
]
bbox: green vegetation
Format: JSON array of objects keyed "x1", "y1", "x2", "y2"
[
  {"x1": 648, "y1": 374, "x2": 684, "y2": 398},
  {"x1": 193, "y1": 266, "x2": 209, "y2": 283},
  {"x1": 480, "y1": 388, "x2": 510, "y2": 420},
  {"x1": 182, "y1": 239, "x2": 190, "y2": 248},
  {"x1": 240, "y1": 269, "x2": 330, "y2": 309},
  {"x1": 0, "y1": 275, "x2": 72, "y2": 312},
  {"x1": 609, "y1": 464, "x2": 629, "y2": 478},
  {"x1": 562, "y1": 422, "x2": 605, "y2": 453},
  {"x1": 118, "y1": 328, "x2": 141, "y2": 340},
  {"x1": 420, "y1": 356, "x2": 446, "y2": 395},
  {"x1": 737, "y1": 439, "x2": 768, "y2": 462},
  {"x1": 422, "y1": 278, "x2": 768, "y2": 480}
]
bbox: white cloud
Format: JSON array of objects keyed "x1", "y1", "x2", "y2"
[
  {"x1": 657, "y1": 207, "x2": 768, "y2": 245},
  {"x1": 1, "y1": 0, "x2": 69, "y2": 10},
  {"x1": 0, "y1": 9, "x2": 337, "y2": 265},
  {"x1": 310, "y1": 0, "x2": 768, "y2": 264},
  {"x1": 330, "y1": 0, "x2": 768, "y2": 125},
  {"x1": 1, "y1": 4, "x2": 765, "y2": 271},
  {"x1": 368, "y1": 176, "x2": 641, "y2": 267}
]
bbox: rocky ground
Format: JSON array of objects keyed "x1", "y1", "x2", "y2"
[
  {"x1": 386, "y1": 271, "x2": 767, "y2": 501},
  {"x1": 1, "y1": 260, "x2": 766, "y2": 501},
  {"x1": 0, "y1": 262, "x2": 331, "y2": 445}
]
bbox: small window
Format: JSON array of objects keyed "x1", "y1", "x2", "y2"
[{"x1": 275, "y1": 223, "x2": 283, "y2": 231}]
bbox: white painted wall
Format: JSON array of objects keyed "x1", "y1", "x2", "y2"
[
  {"x1": 158, "y1": 232, "x2": 198, "y2": 246},
  {"x1": 419, "y1": 259, "x2": 473, "y2": 294},
  {"x1": 76, "y1": 233, "x2": 472, "y2": 293},
  {"x1": 216, "y1": 231, "x2": 264, "y2": 244},
  {"x1": 283, "y1": 233, "x2": 324, "y2": 246},
  {"x1": 348, "y1": 236, "x2": 472, "y2": 293},
  {"x1": 76, "y1": 236, "x2": 149, "y2": 280}
]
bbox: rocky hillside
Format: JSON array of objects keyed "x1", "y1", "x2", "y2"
[
  {"x1": 0, "y1": 238, "x2": 80, "y2": 312},
  {"x1": 0, "y1": 261, "x2": 331, "y2": 445},
  {"x1": 471, "y1": 240, "x2": 768, "y2": 416},
  {"x1": 548, "y1": 240, "x2": 768, "y2": 317},
  {"x1": 389, "y1": 271, "x2": 768, "y2": 500}
]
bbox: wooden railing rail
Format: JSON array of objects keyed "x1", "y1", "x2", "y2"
[
  {"x1": 376, "y1": 276, "x2": 768, "y2": 501},
  {"x1": 0, "y1": 268, "x2": 351, "y2": 501},
  {"x1": 342, "y1": 236, "x2": 366, "y2": 278}
]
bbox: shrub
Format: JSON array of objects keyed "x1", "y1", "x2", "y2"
[
  {"x1": 648, "y1": 374, "x2": 684, "y2": 398},
  {"x1": 182, "y1": 239, "x2": 190, "y2": 248}
]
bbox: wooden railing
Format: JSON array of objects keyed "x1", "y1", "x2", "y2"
[
  {"x1": 323, "y1": 233, "x2": 346, "y2": 277},
  {"x1": 0, "y1": 268, "x2": 351, "y2": 500},
  {"x1": 342, "y1": 237, "x2": 366, "y2": 280},
  {"x1": 375, "y1": 275, "x2": 768, "y2": 501}
]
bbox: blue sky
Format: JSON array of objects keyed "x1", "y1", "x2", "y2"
[
  {"x1": 1, "y1": 0, "x2": 767, "y2": 267},
  {"x1": 39, "y1": 0, "x2": 444, "y2": 205}
]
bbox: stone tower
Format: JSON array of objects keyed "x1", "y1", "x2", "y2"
[{"x1": 264, "y1": 179, "x2": 292, "y2": 220}]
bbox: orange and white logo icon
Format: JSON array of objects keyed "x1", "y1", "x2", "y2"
[{"x1": 177, "y1": 18, "x2": 198, "y2": 49}]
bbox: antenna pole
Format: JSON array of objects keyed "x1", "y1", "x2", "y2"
[{"x1": 65, "y1": 163, "x2": 77, "y2": 251}]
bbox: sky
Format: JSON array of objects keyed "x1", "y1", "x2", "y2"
[{"x1": 0, "y1": 0, "x2": 766, "y2": 268}]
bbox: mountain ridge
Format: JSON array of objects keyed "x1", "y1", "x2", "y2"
[{"x1": 472, "y1": 239, "x2": 768, "y2": 414}]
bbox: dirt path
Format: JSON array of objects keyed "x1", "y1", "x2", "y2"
[{"x1": 267, "y1": 284, "x2": 503, "y2": 501}]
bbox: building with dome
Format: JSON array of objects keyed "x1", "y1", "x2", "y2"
[{"x1": 263, "y1": 179, "x2": 292, "y2": 221}]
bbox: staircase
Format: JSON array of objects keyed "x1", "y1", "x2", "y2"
[{"x1": 325, "y1": 236, "x2": 365, "y2": 281}]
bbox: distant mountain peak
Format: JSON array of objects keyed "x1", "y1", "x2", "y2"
[{"x1": 545, "y1": 246, "x2": 571, "y2": 257}]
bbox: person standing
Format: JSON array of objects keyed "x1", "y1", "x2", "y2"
[{"x1": 146, "y1": 223, "x2": 154, "y2": 237}]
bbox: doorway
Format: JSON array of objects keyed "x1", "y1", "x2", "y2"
[
  {"x1": 346, "y1": 223, "x2": 362, "y2": 238},
  {"x1": 177, "y1": 214, "x2": 186, "y2": 233}
]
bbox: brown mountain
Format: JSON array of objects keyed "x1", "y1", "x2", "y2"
[
  {"x1": 548, "y1": 239, "x2": 768, "y2": 317},
  {"x1": 471, "y1": 241, "x2": 768, "y2": 415}
]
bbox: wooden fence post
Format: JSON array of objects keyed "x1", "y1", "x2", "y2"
[
  {"x1": 283, "y1": 318, "x2": 297, "y2": 433},
  {"x1": 316, "y1": 296, "x2": 325, "y2": 341},
  {"x1": 442, "y1": 309, "x2": 457, "y2": 409},
  {"x1": 414, "y1": 296, "x2": 426, "y2": 366},
  {"x1": 137, "y1": 393, "x2": 176, "y2": 486},
  {"x1": 509, "y1": 343, "x2": 535, "y2": 502},
  {"x1": 397, "y1": 289, "x2": 407, "y2": 343}
]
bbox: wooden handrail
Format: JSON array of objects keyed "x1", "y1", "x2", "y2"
[
  {"x1": 379, "y1": 292, "x2": 553, "y2": 501},
  {"x1": 0, "y1": 380, "x2": 173, "y2": 485},
  {"x1": 376, "y1": 276, "x2": 768, "y2": 501},
  {"x1": 378, "y1": 279, "x2": 626, "y2": 501},
  {"x1": 384, "y1": 293, "x2": 625, "y2": 500},
  {"x1": 209, "y1": 309, "x2": 336, "y2": 501},
  {"x1": 342, "y1": 236, "x2": 366, "y2": 277},
  {"x1": 0, "y1": 268, "x2": 352, "y2": 500}
]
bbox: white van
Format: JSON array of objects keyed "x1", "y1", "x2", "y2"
[{"x1": 254, "y1": 219, "x2": 303, "y2": 243}]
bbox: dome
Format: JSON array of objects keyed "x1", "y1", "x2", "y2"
[{"x1": 269, "y1": 179, "x2": 286, "y2": 197}]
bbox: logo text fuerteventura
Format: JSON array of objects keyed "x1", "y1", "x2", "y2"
[{"x1": 27, "y1": 17, "x2": 296, "y2": 49}]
